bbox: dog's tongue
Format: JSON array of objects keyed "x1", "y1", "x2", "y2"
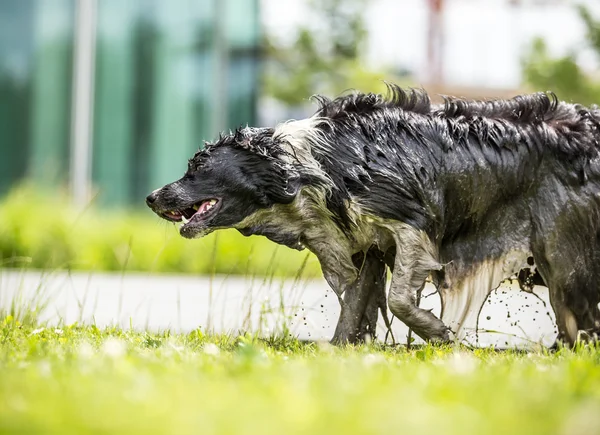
[{"x1": 196, "y1": 200, "x2": 212, "y2": 215}]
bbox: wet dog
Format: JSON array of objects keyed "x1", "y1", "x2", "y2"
[{"x1": 147, "y1": 85, "x2": 600, "y2": 345}]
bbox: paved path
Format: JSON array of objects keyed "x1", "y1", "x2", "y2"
[{"x1": 0, "y1": 270, "x2": 557, "y2": 348}]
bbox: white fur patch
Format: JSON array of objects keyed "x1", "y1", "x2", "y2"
[
  {"x1": 273, "y1": 117, "x2": 331, "y2": 155},
  {"x1": 440, "y1": 250, "x2": 531, "y2": 343},
  {"x1": 273, "y1": 117, "x2": 333, "y2": 188}
]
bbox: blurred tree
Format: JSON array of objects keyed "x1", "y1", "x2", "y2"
[
  {"x1": 522, "y1": 5, "x2": 600, "y2": 105},
  {"x1": 263, "y1": 0, "x2": 390, "y2": 106}
]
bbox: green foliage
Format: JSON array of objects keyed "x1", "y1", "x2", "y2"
[
  {"x1": 0, "y1": 185, "x2": 321, "y2": 277},
  {"x1": 522, "y1": 6, "x2": 600, "y2": 105},
  {"x1": 1, "y1": 323, "x2": 600, "y2": 434},
  {"x1": 263, "y1": 0, "x2": 391, "y2": 106}
]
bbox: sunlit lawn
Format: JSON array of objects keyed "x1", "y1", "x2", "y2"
[{"x1": 1, "y1": 319, "x2": 600, "y2": 435}]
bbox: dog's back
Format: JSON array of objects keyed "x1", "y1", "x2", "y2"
[{"x1": 309, "y1": 87, "x2": 600, "y2": 343}]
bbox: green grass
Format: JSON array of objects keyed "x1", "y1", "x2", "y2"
[
  {"x1": 1, "y1": 319, "x2": 600, "y2": 435},
  {"x1": 0, "y1": 185, "x2": 320, "y2": 278}
]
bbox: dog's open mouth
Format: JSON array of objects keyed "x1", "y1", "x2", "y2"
[{"x1": 161, "y1": 198, "x2": 220, "y2": 225}]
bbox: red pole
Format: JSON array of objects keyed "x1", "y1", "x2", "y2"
[{"x1": 427, "y1": 0, "x2": 444, "y2": 84}]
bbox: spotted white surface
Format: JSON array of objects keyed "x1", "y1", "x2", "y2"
[{"x1": 0, "y1": 270, "x2": 556, "y2": 348}]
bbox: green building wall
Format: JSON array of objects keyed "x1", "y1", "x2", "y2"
[{"x1": 0, "y1": 0, "x2": 260, "y2": 206}]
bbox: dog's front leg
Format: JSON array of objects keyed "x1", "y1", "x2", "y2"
[
  {"x1": 319, "y1": 261, "x2": 358, "y2": 345},
  {"x1": 330, "y1": 248, "x2": 387, "y2": 344},
  {"x1": 387, "y1": 225, "x2": 450, "y2": 343},
  {"x1": 309, "y1": 241, "x2": 366, "y2": 344}
]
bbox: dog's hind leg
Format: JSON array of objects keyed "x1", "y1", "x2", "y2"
[
  {"x1": 532, "y1": 246, "x2": 600, "y2": 346},
  {"x1": 330, "y1": 248, "x2": 387, "y2": 344},
  {"x1": 530, "y1": 190, "x2": 600, "y2": 346},
  {"x1": 386, "y1": 224, "x2": 450, "y2": 342},
  {"x1": 531, "y1": 258, "x2": 580, "y2": 346}
]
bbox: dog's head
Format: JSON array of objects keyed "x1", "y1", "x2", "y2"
[{"x1": 146, "y1": 127, "x2": 303, "y2": 239}]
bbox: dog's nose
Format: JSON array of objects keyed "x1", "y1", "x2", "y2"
[{"x1": 146, "y1": 191, "x2": 158, "y2": 206}]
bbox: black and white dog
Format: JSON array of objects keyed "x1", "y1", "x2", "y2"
[{"x1": 146, "y1": 85, "x2": 600, "y2": 346}]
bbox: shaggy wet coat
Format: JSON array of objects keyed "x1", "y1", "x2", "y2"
[{"x1": 147, "y1": 85, "x2": 600, "y2": 345}]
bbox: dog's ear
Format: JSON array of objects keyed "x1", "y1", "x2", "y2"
[{"x1": 262, "y1": 173, "x2": 302, "y2": 205}]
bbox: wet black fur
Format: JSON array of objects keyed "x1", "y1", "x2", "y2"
[
  {"x1": 313, "y1": 86, "x2": 600, "y2": 233},
  {"x1": 311, "y1": 86, "x2": 600, "y2": 339},
  {"x1": 148, "y1": 85, "x2": 600, "y2": 342}
]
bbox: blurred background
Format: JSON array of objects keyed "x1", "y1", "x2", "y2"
[
  {"x1": 2, "y1": 0, "x2": 593, "y2": 341},
  {"x1": 1, "y1": 0, "x2": 600, "y2": 207}
]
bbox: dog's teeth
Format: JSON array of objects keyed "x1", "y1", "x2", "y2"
[
  {"x1": 192, "y1": 204, "x2": 199, "y2": 211},
  {"x1": 182, "y1": 216, "x2": 189, "y2": 224},
  {"x1": 209, "y1": 199, "x2": 217, "y2": 205}
]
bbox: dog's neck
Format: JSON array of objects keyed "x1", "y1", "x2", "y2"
[
  {"x1": 234, "y1": 187, "x2": 396, "y2": 283},
  {"x1": 236, "y1": 187, "x2": 359, "y2": 257}
]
